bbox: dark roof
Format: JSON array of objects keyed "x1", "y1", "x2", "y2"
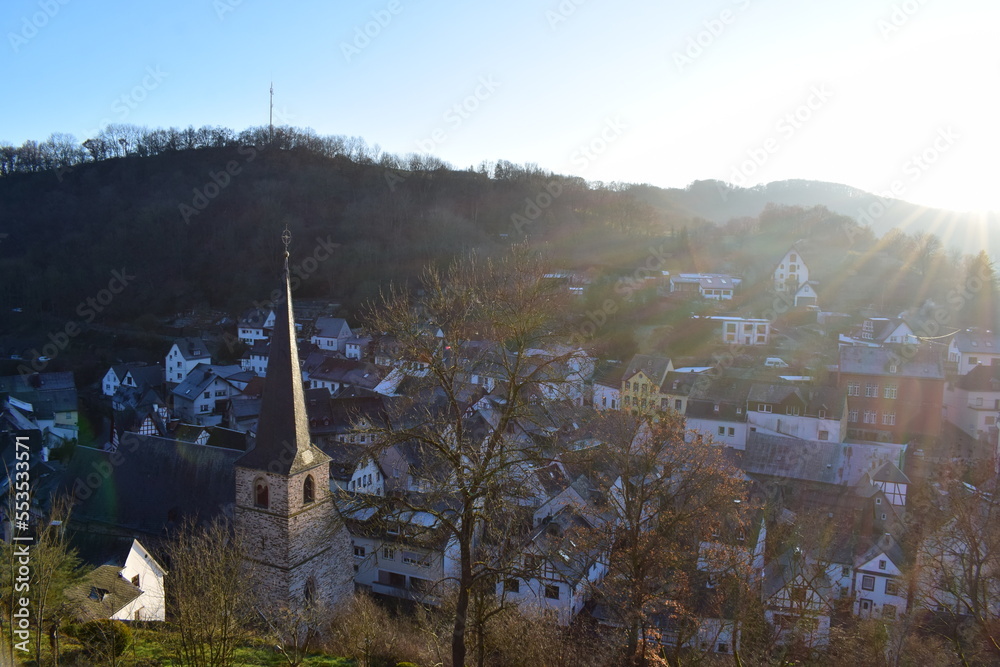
[
  {"x1": 125, "y1": 364, "x2": 165, "y2": 389},
  {"x1": 61, "y1": 432, "x2": 240, "y2": 535},
  {"x1": 871, "y1": 461, "x2": 910, "y2": 485},
  {"x1": 171, "y1": 337, "x2": 210, "y2": 361},
  {"x1": 592, "y1": 361, "x2": 624, "y2": 388},
  {"x1": 206, "y1": 427, "x2": 249, "y2": 452},
  {"x1": 839, "y1": 345, "x2": 943, "y2": 379},
  {"x1": 235, "y1": 262, "x2": 330, "y2": 475},
  {"x1": 952, "y1": 330, "x2": 1000, "y2": 354},
  {"x1": 743, "y1": 432, "x2": 904, "y2": 486},
  {"x1": 956, "y1": 363, "x2": 1000, "y2": 391},
  {"x1": 623, "y1": 354, "x2": 672, "y2": 385},
  {"x1": 66, "y1": 565, "x2": 142, "y2": 622}
]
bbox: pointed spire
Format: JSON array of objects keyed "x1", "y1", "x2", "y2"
[{"x1": 236, "y1": 228, "x2": 328, "y2": 475}]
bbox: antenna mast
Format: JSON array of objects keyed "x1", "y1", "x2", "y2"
[{"x1": 269, "y1": 82, "x2": 274, "y2": 145}]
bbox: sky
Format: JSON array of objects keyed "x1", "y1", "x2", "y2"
[{"x1": 3, "y1": 0, "x2": 1000, "y2": 213}]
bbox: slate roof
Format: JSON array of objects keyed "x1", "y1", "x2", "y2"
[
  {"x1": 171, "y1": 337, "x2": 210, "y2": 361},
  {"x1": 313, "y1": 317, "x2": 352, "y2": 339},
  {"x1": 238, "y1": 307, "x2": 272, "y2": 328},
  {"x1": 623, "y1": 354, "x2": 672, "y2": 385},
  {"x1": 592, "y1": 362, "x2": 624, "y2": 389},
  {"x1": 205, "y1": 427, "x2": 249, "y2": 452},
  {"x1": 659, "y1": 371, "x2": 700, "y2": 396},
  {"x1": 839, "y1": 345, "x2": 943, "y2": 379},
  {"x1": 956, "y1": 363, "x2": 1000, "y2": 391},
  {"x1": 235, "y1": 264, "x2": 330, "y2": 476},
  {"x1": 871, "y1": 460, "x2": 910, "y2": 485},
  {"x1": 743, "y1": 432, "x2": 904, "y2": 487},
  {"x1": 61, "y1": 432, "x2": 241, "y2": 534},
  {"x1": 952, "y1": 330, "x2": 1000, "y2": 354},
  {"x1": 125, "y1": 364, "x2": 165, "y2": 389},
  {"x1": 66, "y1": 565, "x2": 143, "y2": 622},
  {"x1": 747, "y1": 383, "x2": 845, "y2": 419}
]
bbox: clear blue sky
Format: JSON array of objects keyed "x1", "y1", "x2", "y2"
[{"x1": 3, "y1": 0, "x2": 999, "y2": 212}]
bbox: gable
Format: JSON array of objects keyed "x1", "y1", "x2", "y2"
[{"x1": 856, "y1": 553, "x2": 902, "y2": 577}]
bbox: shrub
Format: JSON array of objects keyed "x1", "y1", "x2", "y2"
[{"x1": 75, "y1": 619, "x2": 132, "y2": 659}]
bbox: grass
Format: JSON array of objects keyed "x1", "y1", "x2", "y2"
[{"x1": 9, "y1": 626, "x2": 357, "y2": 667}]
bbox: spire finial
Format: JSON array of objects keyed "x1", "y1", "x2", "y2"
[{"x1": 281, "y1": 225, "x2": 291, "y2": 268}]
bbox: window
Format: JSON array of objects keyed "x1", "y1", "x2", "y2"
[
  {"x1": 675, "y1": 399, "x2": 682, "y2": 410},
  {"x1": 383, "y1": 547, "x2": 395, "y2": 560},
  {"x1": 847, "y1": 382, "x2": 860, "y2": 396},
  {"x1": 303, "y1": 475, "x2": 315, "y2": 504},
  {"x1": 882, "y1": 412, "x2": 895, "y2": 426},
  {"x1": 818, "y1": 430, "x2": 829, "y2": 441},
  {"x1": 849, "y1": 409, "x2": 858, "y2": 423},
  {"x1": 504, "y1": 578, "x2": 520, "y2": 593},
  {"x1": 354, "y1": 545, "x2": 366, "y2": 558},
  {"x1": 717, "y1": 643, "x2": 729, "y2": 653},
  {"x1": 215, "y1": 389, "x2": 226, "y2": 397},
  {"x1": 254, "y1": 479, "x2": 269, "y2": 509},
  {"x1": 878, "y1": 559, "x2": 886, "y2": 570},
  {"x1": 886, "y1": 580, "x2": 899, "y2": 596},
  {"x1": 758, "y1": 403, "x2": 772, "y2": 413},
  {"x1": 862, "y1": 575, "x2": 875, "y2": 591},
  {"x1": 884, "y1": 384, "x2": 897, "y2": 399},
  {"x1": 204, "y1": 391, "x2": 211, "y2": 399},
  {"x1": 818, "y1": 409, "x2": 827, "y2": 419},
  {"x1": 970, "y1": 356, "x2": 979, "y2": 365},
  {"x1": 841, "y1": 565, "x2": 851, "y2": 577},
  {"x1": 865, "y1": 383, "x2": 878, "y2": 397},
  {"x1": 132, "y1": 574, "x2": 140, "y2": 587},
  {"x1": 790, "y1": 253, "x2": 797, "y2": 262},
  {"x1": 718, "y1": 426, "x2": 726, "y2": 436},
  {"x1": 786, "y1": 406, "x2": 800, "y2": 416},
  {"x1": 875, "y1": 497, "x2": 882, "y2": 505},
  {"x1": 544, "y1": 584, "x2": 560, "y2": 600},
  {"x1": 728, "y1": 427, "x2": 735, "y2": 436},
  {"x1": 861, "y1": 599, "x2": 872, "y2": 612},
  {"x1": 625, "y1": 381, "x2": 630, "y2": 391},
  {"x1": 864, "y1": 410, "x2": 877, "y2": 424},
  {"x1": 977, "y1": 397, "x2": 984, "y2": 407}
]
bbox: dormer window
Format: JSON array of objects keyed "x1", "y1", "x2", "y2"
[
  {"x1": 303, "y1": 475, "x2": 315, "y2": 504},
  {"x1": 255, "y1": 479, "x2": 269, "y2": 509}
]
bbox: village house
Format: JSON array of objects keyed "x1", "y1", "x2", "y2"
[
  {"x1": 684, "y1": 376, "x2": 752, "y2": 449},
  {"x1": 669, "y1": 273, "x2": 741, "y2": 300},
  {"x1": 746, "y1": 383, "x2": 847, "y2": 442},
  {"x1": 170, "y1": 364, "x2": 249, "y2": 426},
  {"x1": 947, "y1": 329, "x2": 1000, "y2": 375},
  {"x1": 592, "y1": 363, "x2": 623, "y2": 411},
  {"x1": 237, "y1": 307, "x2": 274, "y2": 345},
  {"x1": 621, "y1": 354, "x2": 674, "y2": 416},
  {"x1": 711, "y1": 316, "x2": 772, "y2": 346},
  {"x1": 839, "y1": 345, "x2": 945, "y2": 442},
  {"x1": 165, "y1": 337, "x2": 211, "y2": 385},
  {"x1": 311, "y1": 316, "x2": 353, "y2": 353},
  {"x1": 943, "y1": 363, "x2": 1000, "y2": 442}
]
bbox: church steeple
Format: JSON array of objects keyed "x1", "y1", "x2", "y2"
[{"x1": 236, "y1": 228, "x2": 326, "y2": 474}]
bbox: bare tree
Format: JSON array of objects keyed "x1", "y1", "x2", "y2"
[
  {"x1": 166, "y1": 517, "x2": 257, "y2": 667},
  {"x1": 362, "y1": 246, "x2": 576, "y2": 667},
  {"x1": 572, "y1": 411, "x2": 751, "y2": 666}
]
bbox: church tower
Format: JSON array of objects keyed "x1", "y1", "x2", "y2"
[{"x1": 234, "y1": 233, "x2": 353, "y2": 610}]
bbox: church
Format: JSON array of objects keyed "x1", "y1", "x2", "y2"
[
  {"x1": 232, "y1": 239, "x2": 354, "y2": 608},
  {"x1": 62, "y1": 236, "x2": 354, "y2": 613}
]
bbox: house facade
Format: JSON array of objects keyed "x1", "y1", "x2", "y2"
[{"x1": 166, "y1": 338, "x2": 211, "y2": 385}]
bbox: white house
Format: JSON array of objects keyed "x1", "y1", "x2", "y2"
[
  {"x1": 944, "y1": 363, "x2": 1000, "y2": 441},
  {"x1": 670, "y1": 273, "x2": 741, "y2": 300},
  {"x1": 746, "y1": 384, "x2": 847, "y2": 442},
  {"x1": 711, "y1": 317, "x2": 772, "y2": 346},
  {"x1": 170, "y1": 364, "x2": 245, "y2": 426},
  {"x1": 165, "y1": 338, "x2": 211, "y2": 385},
  {"x1": 311, "y1": 317, "x2": 353, "y2": 353},
  {"x1": 119, "y1": 539, "x2": 168, "y2": 621},
  {"x1": 948, "y1": 330, "x2": 1000, "y2": 376},
  {"x1": 852, "y1": 536, "x2": 907, "y2": 619},
  {"x1": 502, "y1": 504, "x2": 608, "y2": 625},
  {"x1": 237, "y1": 307, "x2": 274, "y2": 345},
  {"x1": 774, "y1": 247, "x2": 810, "y2": 294}
]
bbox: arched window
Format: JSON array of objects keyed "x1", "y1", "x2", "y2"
[
  {"x1": 304, "y1": 577, "x2": 317, "y2": 606},
  {"x1": 303, "y1": 475, "x2": 315, "y2": 504},
  {"x1": 255, "y1": 478, "x2": 269, "y2": 509}
]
